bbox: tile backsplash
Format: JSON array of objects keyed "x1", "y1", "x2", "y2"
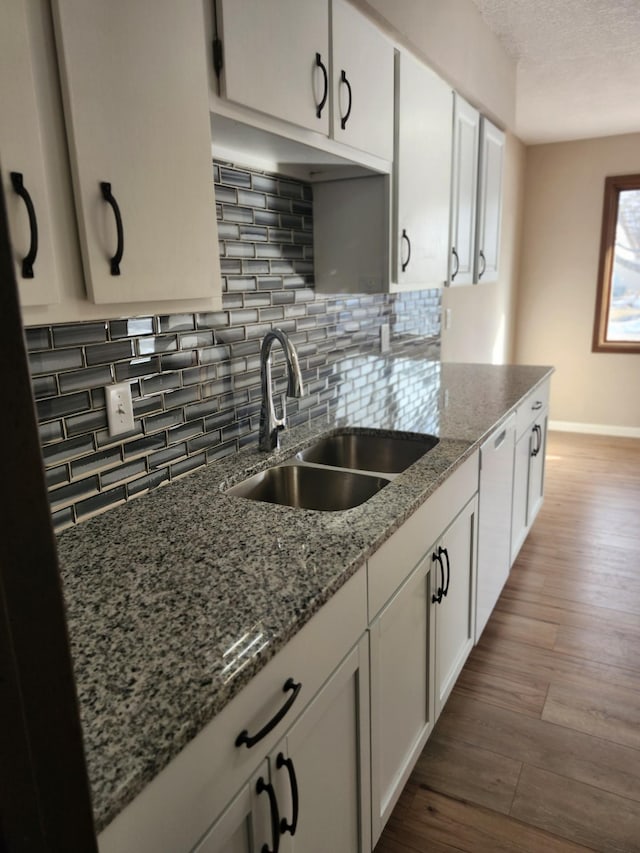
[{"x1": 27, "y1": 162, "x2": 441, "y2": 531}]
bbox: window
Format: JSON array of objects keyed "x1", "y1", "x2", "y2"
[{"x1": 592, "y1": 174, "x2": 640, "y2": 353}]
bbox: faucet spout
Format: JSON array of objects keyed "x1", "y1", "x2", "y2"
[{"x1": 259, "y1": 329, "x2": 304, "y2": 451}]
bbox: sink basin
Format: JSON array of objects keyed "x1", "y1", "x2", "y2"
[
  {"x1": 226, "y1": 464, "x2": 390, "y2": 511},
  {"x1": 296, "y1": 431, "x2": 439, "y2": 474}
]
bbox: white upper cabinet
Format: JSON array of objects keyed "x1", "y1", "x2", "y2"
[
  {"x1": 449, "y1": 93, "x2": 480, "y2": 286},
  {"x1": 214, "y1": 0, "x2": 394, "y2": 162},
  {"x1": 0, "y1": 0, "x2": 60, "y2": 307},
  {"x1": 52, "y1": 0, "x2": 221, "y2": 305},
  {"x1": 393, "y1": 51, "x2": 453, "y2": 288},
  {"x1": 215, "y1": 0, "x2": 331, "y2": 136},
  {"x1": 475, "y1": 116, "x2": 505, "y2": 284},
  {"x1": 331, "y1": 0, "x2": 394, "y2": 161}
]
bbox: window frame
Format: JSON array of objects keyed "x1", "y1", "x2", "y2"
[{"x1": 592, "y1": 173, "x2": 640, "y2": 354}]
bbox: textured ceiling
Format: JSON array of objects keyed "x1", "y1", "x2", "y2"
[{"x1": 469, "y1": 0, "x2": 640, "y2": 144}]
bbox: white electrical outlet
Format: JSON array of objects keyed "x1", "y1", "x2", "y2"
[{"x1": 105, "y1": 382, "x2": 135, "y2": 436}]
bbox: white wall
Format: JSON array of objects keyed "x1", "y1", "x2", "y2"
[{"x1": 516, "y1": 132, "x2": 640, "y2": 434}]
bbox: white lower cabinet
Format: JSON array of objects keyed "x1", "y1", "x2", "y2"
[
  {"x1": 511, "y1": 380, "x2": 550, "y2": 565},
  {"x1": 367, "y1": 452, "x2": 478, "y2": 845},
  {"x1": 194, "y1": 637, "x2": 370, "y2": 853},
  {"x1": 271, "y1": 636, "x2": 371, "y2": 853},
  {"x1": 191, "y1": 762, "x2": 270, "y2": 853},
  {"x1": 369, "y1": 557, "x2": 435, "y2": 843},
  {"x1": 433, "y1": 497, "x2": 478, "y2": 717}
]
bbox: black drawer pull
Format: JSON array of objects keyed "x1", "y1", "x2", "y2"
[
  {"x1": 256, "y1": 776, "x2": 280, "y2": 853},
  {"x1": 531, "y1": 401, "x2": 543, "y2": 410},
  {"x1": 10, "y1": 172, "x2": 38, "y2": 278},
  {"x1": 276, "y1": 752, "x2": 299, "y2": 836},
  {"x1": 100, "y1": 181, "x2": 124, "y2": 275},
  {"x1": 235, "y1": 678, "x2": 301, "y2": 748}
]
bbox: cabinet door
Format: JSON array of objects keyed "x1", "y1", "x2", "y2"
[
  {"x1": 0, "y1": 0, "x2": 60, "y2": 306},
  {"x1": 216, "y1": 0, "x2": 330, "y2": 136},
  {"x1": 527, "y1": 411, "x2": 548, "y2": 528},
  {"x1": 449, "y1": 94, "x2": 479, "y2": 286},
  {"x1": 270, "y1": 637, "x2": 369, "y2": 853},
  {"x1": 511, "y1": 428, "x2": 532, "y2": 565},
  {"x1": 331, "y1": 0, "x2": 394, "y2": 161},
  {"x1": 434, "y1": 497, "x2": 477, "y2": 717},
  {"x1": 192, "y1": 762, "x2": 272, "y2": 853},
  {"x1": 475, "y1": 117, "x2": 505, "y2": 284},
  {"x1": 52, "y1": 0, "x2": 221, "y2": 304},
  {"x1": 394, "y1": 51, "x2": 452, "y2": 287},
  {"x1": 369, "y1": 558, "x2": 434, "y2": 844}
]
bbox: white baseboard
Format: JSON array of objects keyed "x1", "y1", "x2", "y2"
[{"x1": 549, "y1": 420, "x2": 640, "y2": 439}]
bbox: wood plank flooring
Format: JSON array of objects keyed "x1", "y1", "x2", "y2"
[{"x1": 375, "y1": 431, "x2": 640, "y2": 853}]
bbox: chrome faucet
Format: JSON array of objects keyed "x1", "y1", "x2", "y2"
[{"x1": 259, "y1": 329, "x2": 304, "y2": 451}]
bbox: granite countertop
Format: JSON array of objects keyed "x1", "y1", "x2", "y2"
[{"x1": 56, "y1": 357, "x2": 553, "y2": 832}]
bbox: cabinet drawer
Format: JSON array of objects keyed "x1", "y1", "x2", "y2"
[
  {"x1": 515, "y1": 379, "x2": 550, "y2": 439},
  {"x1": 98, "y1": 564, "x2": 366, "y2": 853},
  {"x1": 367, "y1": 451, "x2": 478, "y2": 621}
]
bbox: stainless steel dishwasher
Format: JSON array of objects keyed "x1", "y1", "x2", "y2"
[{"x1": 476, "y1": 413, "x2": 516, "y2": 642}]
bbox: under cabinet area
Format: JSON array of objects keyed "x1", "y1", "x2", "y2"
[
  {"x1": 214, "y1": 0, "x2": 394, "y2": 162},
  {"x1": 52, "y1": 0, "x2": 221, "y2": 306}
]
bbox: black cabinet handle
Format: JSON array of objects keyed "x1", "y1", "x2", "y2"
[
  {"x1": 100, "y1": 181, "x2": 123, "y2": 276},
  {"x1": 451, "y1": 247, "x2": 460, "y2": 280},
  {"x1": 401, "y1": 229, "x2": 411, "y2": 272},
  {"x1": 256, "y1": 776, "x2": 280, "y2": 853},
  {"x1": 478, "y1": 249, "x2": 486, "y2": 280},
  {"x1": 531, "y1": 401, "x2": 543, "y2": 411},
  {"x1": 315, "y1": 52, "x2": 328, "y2": 118},
  {"x1": 235, "y1": 678, "x2": 301, "y2": 748},
  {"x1": 431, "y1": 550, "x2": 444, "y2": 604},
  {"x1": 531, "y1": 424, "x2": 542, "y2": 457},
  {"x1": 276, "y1": 752, "x2": 299, "y2": 836},
  {"x1": 441, "y1": 547, "x2": 451, "y2": 597},
  {"x1": 340, "y1": 69, "x2": 352, "y2": 129},
  {"x1": 10, "y1": 172, "x2": 38, "y2": 278}
]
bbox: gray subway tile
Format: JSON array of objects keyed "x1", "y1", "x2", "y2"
[{"x1": 53, "y1": 322, "x2": 107, "y2": 347}]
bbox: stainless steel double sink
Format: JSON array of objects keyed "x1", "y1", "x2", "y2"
[{"x1": 225, "y1": 430, "x2": 439, "y2": 511}]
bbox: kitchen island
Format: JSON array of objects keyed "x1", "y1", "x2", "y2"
[{"x1": 56, "y1": 357, "x2": 553, "y2": 847}]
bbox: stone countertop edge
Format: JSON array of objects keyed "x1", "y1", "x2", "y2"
[{"x1": 55, "y1": 360, "x2": 554, "y2": 832}]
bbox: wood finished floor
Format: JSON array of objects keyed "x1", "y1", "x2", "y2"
[{"x1": 375, "y1": 431, "x2": 640, "y2": 853}]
